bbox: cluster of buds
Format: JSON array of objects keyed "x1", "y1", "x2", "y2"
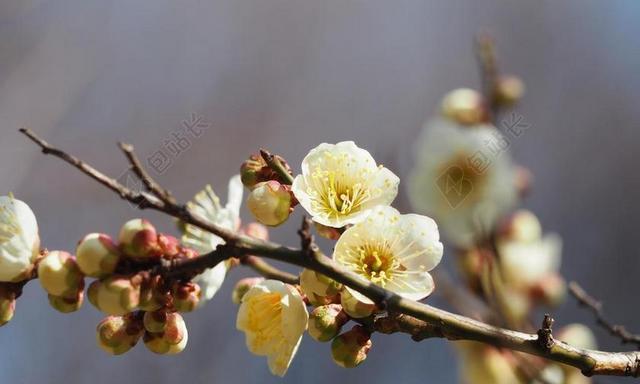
[
  {"x1": 439, "y1": 75, "x2": 524, "y2": 127},
  {"x1": 299, "y1": 269, "x2": 373, "y2": 368},
  {"x1": 458, "y1": 210, "x2": 565, "y2": 325},
  {"x1": 240, "y1": 153, "x2": 296, "y2": 227},
  {"x1": 70, "y1": 218, "x2": 201, "y2": 355},
  {"x1": 231, "y1": 269, "x2": 375, "y2": 370}
]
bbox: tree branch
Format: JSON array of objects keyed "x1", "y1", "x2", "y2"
[
  {"x1": 569, "y1": 281, "x2": 640, "y2": 349},
  {"x1": 20, "y1": 128, "x2": 640, "y2": 378}
]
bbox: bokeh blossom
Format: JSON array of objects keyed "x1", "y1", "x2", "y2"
[{"x1": 408, "y1": 119, "x2": 518, "y2": 248}]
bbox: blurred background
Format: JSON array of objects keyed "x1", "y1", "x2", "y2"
[{"x1": 1, "y1": 1, "x2": 640, "y2": 383}]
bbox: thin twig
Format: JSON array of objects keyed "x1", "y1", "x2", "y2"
[
  {"x1": 474, "y1": 33, "x2": 500, "y2": 123},
  {"x1": 20, "y1": 128, "x2": 640, "y2": 378},
  {"x1": 259, "y1": 148, "x2": 294, "y2": 185},
  {"x1": 118, "y1": 142, "x2": 177, "y2": 205},
  {"x1": 569, "y1": 281, "x2": 640, "y2": 349}
]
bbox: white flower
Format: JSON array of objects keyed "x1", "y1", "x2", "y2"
[
  {"x1": 497, "y1": 211, "x2": 562, "y2": 289},
  {"x1": 181, "y1": 176, "x2": 243, "y2": 305},
  {"x1": 0, "y1": 195, "x2": 40, "y2": 282},
  {"x1": 292, "y1": 141, "x2": 399, "y2": 228},
  {"x1": 236, "y1": 280, "x2": 308, "y2": 377},
  {"x1": 333, "y1": 206, "x2": 443, "y2": 302},
  {"x1": 498, "y1": 233, "x2": 562, "y2": 289},
  {"x1": 408, "y1": 119, "x2": 518, "y2": 248}
]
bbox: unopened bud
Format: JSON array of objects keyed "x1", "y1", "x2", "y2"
[
  {"x1": 498, "y1": 209, "x2": 541, "y2": 243},
  {"x1": 76, "y1": 233, "x2": 121, "y2": 277},
  {"x1": 242, "y1": 222, "x2": 269, "y2": 240},
  {"x1": 143, "y1": 312, "x2": 188, "y2": 354},
  {"x1": 300, "y1": 269, "x2": 342, "y2": 299},
  {"x1": 515, "y1": 166, "x2": 533, "y2": 198},
  {"x1": 157, "y1": 234, "x2": 180, "y2": 257},
  {"x1": 240, "y1": 154, "x2": 267, "y2": 189},
  {"x1": 308, "y1": 304, "x2": 348, "y2": 342},
  {"x1": 143, "y1": 309, "x2": 168, "y2": 333},
  {"x1": 247, "y1": 181, "x2": 292, "y2": 227},
  {"x1": 172, "y1": 282, "x2": 201, "y2": 313},
  {"x1": 48, "y1": 291, "x2": 84, "y2": 313},
  {"x1": 441, "y1": 88, "x2": 487, "y2": 125},
  {"x1": 96, "y1": 314, "x2": 144, "y2": 355},
  {"x1": 0, "y1": 286, "x2": 16, "y2": 326},
  {"x1": 89, "y1": 276, "x2": 140, "y2": 315},
  {"x1": 118, "y1": 219, "x2": 158, "y2": 259},
  {"x1": 331, "y1": 325, "x2": 372, "y2": 368},
  {"x1": 231, "y1": 277, "x2": 264, "y2": 304},
  {"x1": 37, "y1": 251, "x2": 84, "y2": 297},
  {"x1": 494, "y1": 75, "x2": 525, "y2": 106},
  {"x1": 314, "y1": 222, "x2": 342, "y2": 240},
  {"x1": 340, "y1": 289, "x2": 375, "y2": 319}
]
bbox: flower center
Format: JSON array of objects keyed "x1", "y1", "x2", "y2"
[
  {"x1": 0, "y1": 201, "x2": 21, "y2": 245},
  {"x1": 308, "y1": 166, "x2": 372, "y2": 220},
  {"x1": 246, "y1": 292, "x2": 284, "y2": 352},
  {"x1": 435, "y1": 152, "x2": 487, "y2": 208},
  {"x1": 355, "y1": 242, "x2": 401, "y2": 287}
]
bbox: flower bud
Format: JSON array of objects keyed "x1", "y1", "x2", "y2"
[
  {"x1": 157, "y1": 234, "x2": 180, "y2": 258},
  {"x1": 37, "y1": 251, "x2": 84, "y2": 297},
  {"x1": 340, "y1": 289, "x2": 375, "y2": 319},
  {"x1": 76, "y1": 233, "x2": 121, "y2": 277},
  {"x1": 247, "y1": 181, "x2": 292, "y2": 227},
  {"x1": 494, "y1": 75, "x2": 525, "y2": 106},
  {"x1": 0, "y1": 286, "x2": 16, "y2": 326},
  {"x1": 240, "y1": 154, "x2": 266, "y2": 189},
  {"x1": 300, "y1": 269, "x2": 342, "y2": 298},
  {"x1": 143, "y1": 312, "x2": 188, "y2": 354},
  {"x1": 172, "y1": 282, "x2": 201, "y2": 313},
  {"x1": 308, "y1": 304, "x2": 348, "y2": 342},
  {"x1": 242, "y1": 222, "x2": 269, "y2": 241},
  {"x1": 498, "y1": 209, "x2": 541, "y2": 243},
  {"x1": 118, "y1": 219, "x2": 158, "y2": 259},
  {"x1": 48, "y1": 291, "x2": 84, "y2": 313},
  {"x1": 143, "y1": 309, "x2": 168, "y2": 333},
  {"x1": 96, "y1": 314, "x2": 144, "y2": 355},
  {"x1": 231, "y1": 277, "x2": 264, "y2": 304},
  {"x1": 331, "y1": 325, "x2": 372, "y2": 368},
  {"x1": 441, "y1": 88, "x2": 487, "y2": 125},
  {"x1": 90, "y1": 276, "x2": 140, "y2": 315},
  {"x1": 314, "y1": 222, "x2": 342, "y2": 240}
]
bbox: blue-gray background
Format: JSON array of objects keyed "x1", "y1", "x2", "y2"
[{"x1": 1, "y1": 1, "x2": 639, "y2": 383}]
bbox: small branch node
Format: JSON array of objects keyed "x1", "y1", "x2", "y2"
[{"x1": 537, "y1": 313, "x2": 555, "y2": 351}]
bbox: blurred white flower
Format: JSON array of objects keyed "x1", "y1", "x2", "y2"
[
  {"x1": 236, "y1": 279, "x2": 308, "y2": 377},
  {"x1": 333, "y1": 206, "x2": 443, "y2": 302},
  {"x1": 497, "y1": 210, "x2": 562, "y2": 289},
  {"x1": 0, "y1": 195, "x2": 40, "y2": 282},
  {"x1": 292, "y1": 141, "x2": 399, "y2": 228},
  {"x1": 181, "y1": 175, "x2": 243, "y2": 305},
  {"x1": 408, "y1": 119, "x2": 518, "y2": 248},
  {"x1": 456, "y1": 342, "x2": 520, "y2": 384}
]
